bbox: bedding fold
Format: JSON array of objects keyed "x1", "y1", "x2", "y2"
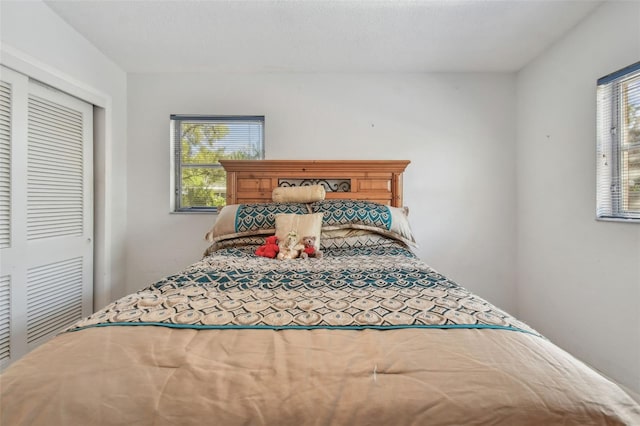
[
  {"x1": 68, "y1": 244, "x2": 537, "y2": 336},
  {"x1": 2, "y1": 326, "x2": 638, "y2": 425}
]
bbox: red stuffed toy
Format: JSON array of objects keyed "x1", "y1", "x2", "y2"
[
  {"x1": 300, "y1": 236, "x2": 323, "y2": 259},
  {"x1": 255, "y1": 235, "x2": 279, "y2": 258}
]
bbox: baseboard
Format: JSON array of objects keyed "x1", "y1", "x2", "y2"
[
  {"x1": 577, "y1": 359, "x2": 640, "y2": 404},
  {"x1": 618, "y1": 383, "x2": 640, "y2": 404}
]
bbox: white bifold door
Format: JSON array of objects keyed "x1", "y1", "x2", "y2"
[{"x1": 0, "y1": 65, "x2": 93, "y2": 368}]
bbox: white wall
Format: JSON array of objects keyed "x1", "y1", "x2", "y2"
[
  {"x1": 517, "y1": 1, "x2": 640, "y2": 393},
  {"x1": 2, "y1": 0, "x2": 637, "y2": 395},
  {"x1": 0, "y1": 1, "x2": 128, "y2": 305},
  {"x1": 126, "y1": 72, "x2": 518, "y2": 311}
]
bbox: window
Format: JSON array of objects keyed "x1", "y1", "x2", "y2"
[
  {"x1": 171, "y1": 115, "x2": 264, "y2": 212},
  {"x1": 597, "y1": 62, "x2": 640, "y2": 221}
]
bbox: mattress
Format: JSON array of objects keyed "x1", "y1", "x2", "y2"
[{"x1": 2, "y1": 200, "x2": 639, "y2": 425}]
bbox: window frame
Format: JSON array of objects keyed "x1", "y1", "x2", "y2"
[
  {"x1": 170, "y1": 115, "x2": 265, "y2": 213},
  {"x1": 596, "y1": 62, "x2": 640, "y2": 222}
]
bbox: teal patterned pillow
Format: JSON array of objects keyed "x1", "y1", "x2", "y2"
[
  {"x1": 312, "y1": 200, "x2": 416, "y2": 247},
  {"x1": 205, "y1": 202, "x2": 308, "y2": 243},
  {"x1": 235, "y1": 203, "x2": 308, "y2": 232},
  {"x1": 312, "y1": 200, "x2": 392, "y2": 230}
]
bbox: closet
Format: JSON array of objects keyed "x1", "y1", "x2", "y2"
[{"x1": 0, "y1": 65, "x2": 93, "y2": 367}]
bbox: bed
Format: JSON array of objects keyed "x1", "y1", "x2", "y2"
[{"x1": 1, "y1": 160, "x2": 639, "y2": 425}]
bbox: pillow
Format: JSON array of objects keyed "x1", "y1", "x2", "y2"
[
  {"x1": 275, "y1": 213, "x2": 324, "y2": 250},
  {"x1": 203, "y1": 236, "x2": 268, "y2": 258},
  {"x1": 205, "y1": 202, "x2": 308, "y2": 243},
  {"x1": 312, "y1": 200, "x2": 416, "y2": 247},
  {"x1": 320, "y1": 229, "x2": 398, "y2": 250},
  {"x1": 272, "y1": 185, "x2": 326, "y2": 203}
]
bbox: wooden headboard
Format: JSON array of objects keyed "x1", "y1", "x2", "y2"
[{"x1": 220, "y1": 160, "x2": 410, "y2": 207}]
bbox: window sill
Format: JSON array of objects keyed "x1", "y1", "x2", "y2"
[
  {"x1": 170, "y1": 210, "x2": 219, "y2": 215},
  {"x1": 596, "y1": 216, "x2": 640, "y2": 223}
]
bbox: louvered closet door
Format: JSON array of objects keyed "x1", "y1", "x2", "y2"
[
  {"x1": 0, "y1": 75, "x2": 13, "y2": 365},
  {"x1": 0, "y1": 66, "x2": 93, "y2": 367}
]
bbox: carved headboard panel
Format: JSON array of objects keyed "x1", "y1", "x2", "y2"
[{"x1": 220, "y1": 160, "x2": 410, "y2": 207}]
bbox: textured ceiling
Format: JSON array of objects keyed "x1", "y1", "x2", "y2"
[{"x1": 43, "y1": 0, "x2": 602, "y2": 73}]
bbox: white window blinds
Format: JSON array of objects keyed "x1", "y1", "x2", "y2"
[
  {"x1": 596, "y1": 61, "x2": 640, "y2": 221},
  {"x1": 171, "y1": 115, "x2": 264, "y2": 212}
]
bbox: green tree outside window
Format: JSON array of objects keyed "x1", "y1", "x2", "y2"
[{"x1": 173, "y1": 116, "x2": 264, "y2": 211}]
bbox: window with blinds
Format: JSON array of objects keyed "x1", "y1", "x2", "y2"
[
  {"x1": 597, "y1": 62, "x2": 640, "y2": 221},
  {"x1": 170, "y1": 115, "x2": 264, "y2": 212}
]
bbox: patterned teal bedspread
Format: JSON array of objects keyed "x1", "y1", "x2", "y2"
[{"x1": 69, "y1": 244, "x2": 538, "y2": 336}]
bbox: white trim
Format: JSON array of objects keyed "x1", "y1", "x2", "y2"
[
  {"x1": 1, "y1": 44, "x2": 114, "y2": 311},
  {"x1": 1, "y1": 45, "x2": 108, "y2": 107}
]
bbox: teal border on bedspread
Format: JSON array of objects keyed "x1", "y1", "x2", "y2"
[{"x1": 68, "y1": 322, "x2": 542, "y2": 337}]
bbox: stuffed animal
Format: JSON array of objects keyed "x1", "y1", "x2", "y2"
[
  {"x1": 299, "y1": 236, "x2": 323, "y2": 259},
  {"x1": 277, "y1": 231, "x2": 304, "y2": 260},
  {"x1": 255, "y1": 235, "x2": 280, "y2": 259}
]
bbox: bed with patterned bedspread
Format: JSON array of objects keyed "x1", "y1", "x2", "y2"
[{"x1": 1, "y1": 201, "x2": 639, "y2": 425}]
